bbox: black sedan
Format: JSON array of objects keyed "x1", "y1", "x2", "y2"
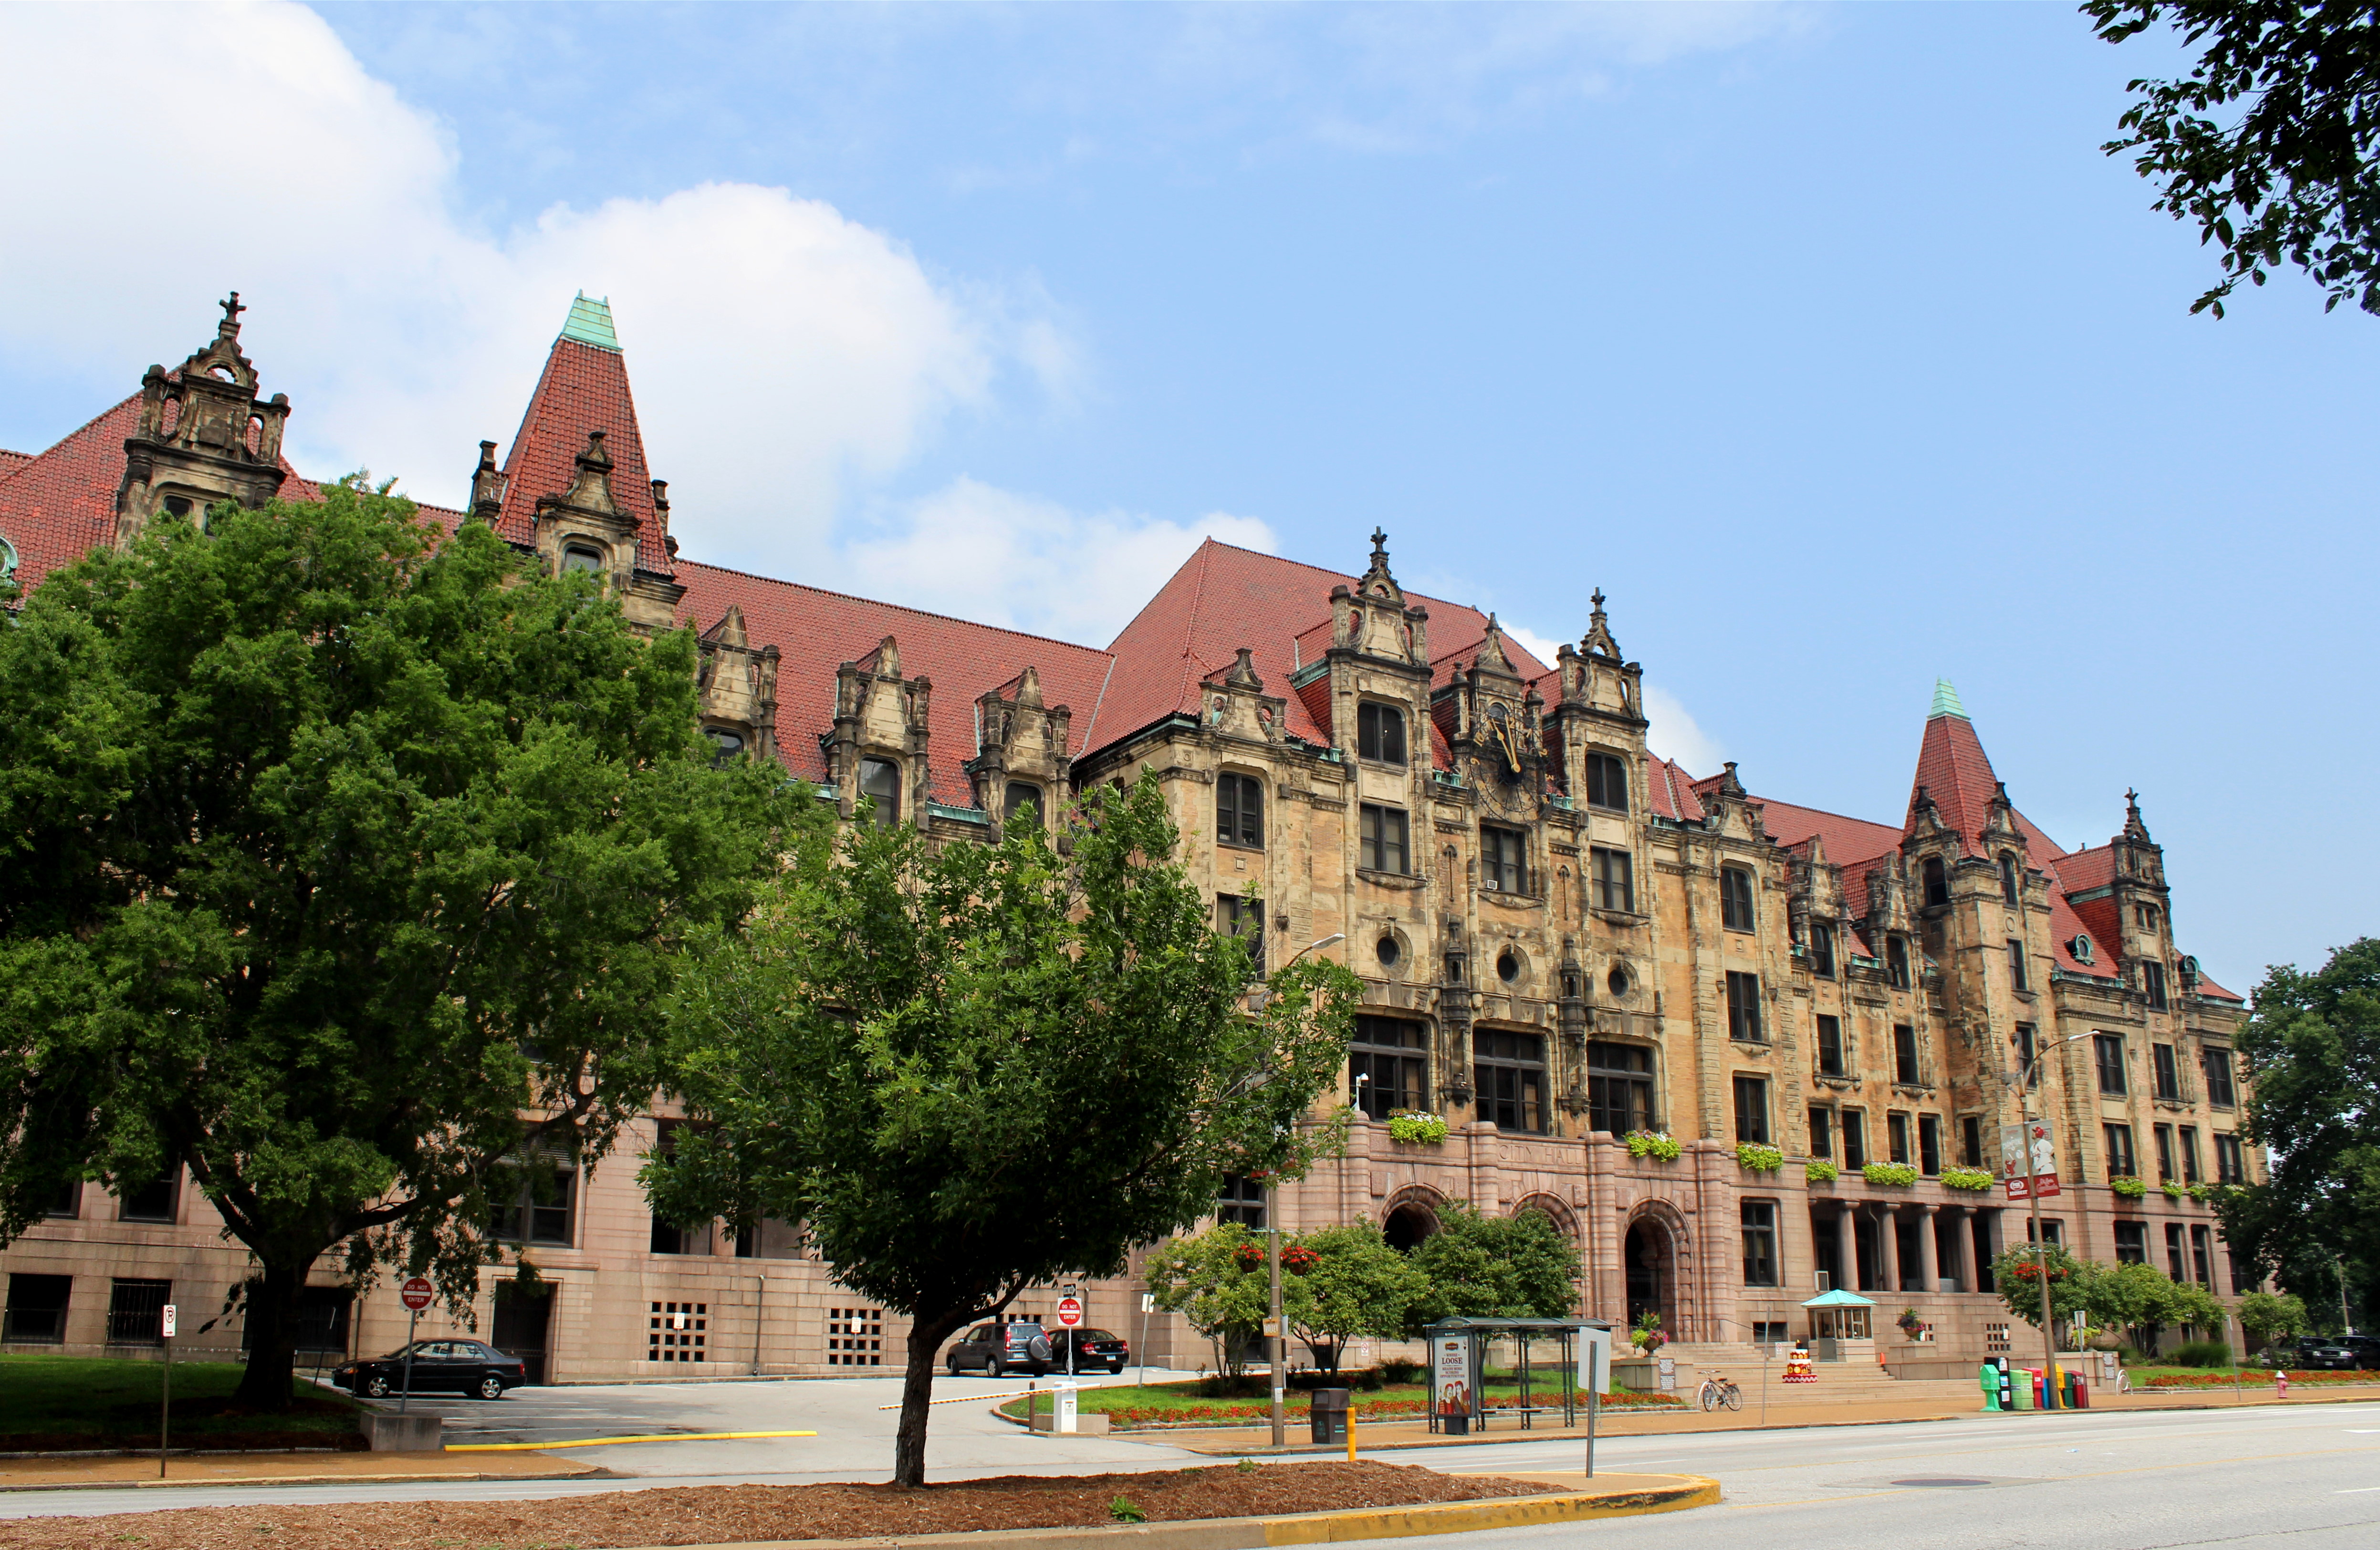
[
  {"x1": 946, "y1": 1320, "x2": 1054, "y2": 1377},
  {"x1": 1046, "y1": 1327, "x2": 1132, "y2": 1374},
  {"x1": 333, "y1": 1340, "x2": 527, "y2": 1400}
]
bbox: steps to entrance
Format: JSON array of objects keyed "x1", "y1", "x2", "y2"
[{"x1": 1647, "y1": 1342, "x2": 1976, "y2": 1404}]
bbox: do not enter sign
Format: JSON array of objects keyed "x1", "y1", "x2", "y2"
[
  {"x1": 399, "y1": 1277, "x2": 435, "y2": 1312},
  {"x1": 1055, "y1": 1295, "x2": 1084, "y2": 1329}
]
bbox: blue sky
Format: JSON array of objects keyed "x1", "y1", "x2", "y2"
[{"x1": 2, "y1": 2, "x2": 2372, "y2": 992}]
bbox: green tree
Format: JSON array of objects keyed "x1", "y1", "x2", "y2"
[
  {"x1": 0, "y1": 487, "x2": 801, "y2": 1407},
  {"x1": 2087, "y1": 1, "x2": 2380, "y2": 316},
  {"x1": 1144, "y1": 1221, "x2": 1298, "y2": 1380},
  {"x1": 2236, "y1": 1289, "x2": 2309, "y2": 1349},
  {"x1": 1991, "y1": 1242, "x2": 2091, "y2": 1330},
  {"x1": 1289, "y1": 1221, "x2": 1430, "y2": 1375},
  {"x1": 643, "y1": 774, "x2": 1359, "y2": 1487},
  {"x1": 2215, "y1": 940, "x2": 2380, "y2": 1326},
  {"x1": 1404, "y1": 1203, "x2": 1580, "y2": 1334}
]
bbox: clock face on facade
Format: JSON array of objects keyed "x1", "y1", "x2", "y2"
[{"x1": 1484, "y1": 705, "x2": 1524, "y2": 782}]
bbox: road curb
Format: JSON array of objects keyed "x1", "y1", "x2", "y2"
[{"x1": 606, "y1": 1475, "x2": 1720, "y2": 1549}]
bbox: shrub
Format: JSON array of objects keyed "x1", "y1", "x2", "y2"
[
  {"x1": 1735, "y1": 1144, "x2": 1784, "y2": 1173},
  {"x1": 1939, "y1": 1167, "x2": 1994, "y2": 1191},
  {"x1": 1805, "y1": 1159, "x2": 1840, "y2": 1185},
  {"x1": 1380, "y1": 1357, "x2": 1424, "y2": 1384},
  {"x1": 1625, "y1": 1130, "x2": 1682, "y2": 1161},
  {"x1": 1109, "y1": 1497, "x2": 1146, "y2": 1523},
  {"x1": 2110, "y1": 1176, "x2": 2149, "y2": 1198},
  {"x1": 2171, "y1": 1340, "x2": 2234, "y2": 1368},
  {"x1": 1388, "y1": 1112, "x2": 1448, "y2": 1145},
  {"x1": 1863, "y1": 1162, "x2": 1919, "y2": 1186}
]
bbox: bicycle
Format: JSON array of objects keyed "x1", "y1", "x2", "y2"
[{"x1": 1697, "y1": 1373, "x2": 1743, "y2": 1412}]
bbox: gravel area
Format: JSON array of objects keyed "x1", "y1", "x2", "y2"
[{"x1": 0, "y1": 1460, "x2": 1554, "y2": 1548}]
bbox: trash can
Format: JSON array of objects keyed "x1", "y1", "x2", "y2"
[
  {"x1": 2071, "y1": 1378, "x2": 2088, "y2": 1409},
  {"x1": 1310, "y1": 1388, "x2": 1349, "y2": 1445}
]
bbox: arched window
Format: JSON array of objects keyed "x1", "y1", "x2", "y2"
[
  {"x1": 1999, "y1": 853, "x2": 2021, "y2": 906},
  {"x1": 858, "y1": 757, "x2": 901, "y2": 827},
  {"x1": 1922, "y1": 855, "x2": 1949, "y2": 908},
  {"x1": 1003, "y1": 781, "x2": 1042, "y2": 825},
  {"x1": 704, "y1": 728, "x2": 745, "y2": 765},
  {"x1": 562, "y1": 544, "x2": 605, "y2": 575}
]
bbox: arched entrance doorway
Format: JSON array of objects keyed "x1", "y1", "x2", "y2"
[
  {"x1": 1382, "y1": 1192, "x2": 1441, "y2": 1254},
  {"x1": 1624, "y1": 1221, "x2": 1675, "y2": 1332}
]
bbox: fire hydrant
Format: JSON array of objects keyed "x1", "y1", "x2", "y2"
[{"x1": 2277, "y1": 1371, "x2": 2289, "y2": 1398}]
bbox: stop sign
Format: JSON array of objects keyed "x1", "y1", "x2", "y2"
[
  {"x1": 1056, "y1": 1295, "x2": 1083, "y2": 1329},
  {"x1": 399, "y1": 1276, "x2": 434, "y2": 1312}
]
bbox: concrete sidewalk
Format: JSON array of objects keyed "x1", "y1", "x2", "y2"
[{"x1": 0, "y1": 1448, "x2": 603, "y2": 1492}]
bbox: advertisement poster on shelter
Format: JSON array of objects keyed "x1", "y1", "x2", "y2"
[{"x1": 1434, "y1": 1336, "x2": 1471, "y2": 1419}]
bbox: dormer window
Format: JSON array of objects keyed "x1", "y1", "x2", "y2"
[
  {"x1": 2138, "y1": 904, "x2": 2161, "y2": 930},
  {"x1": 1216, "y1": 772, "x2": 1263, "y2": 848},
  {"x1": 2072, "y1": 934, "x2": 2094, "y2": 964},
  {"x1": 1720, "y1": 866, "x2": 1756, "y2": 932},
  {"x1": 562, "y1": 544, "x2": 606, "y2": 575},
  {"x1": 1585, "y1": 751, "x2": 1628, "y2": 811},
  {"x1": 1922, "y1": 855, "x2": 1949, "y2": 908},
  {"x1": 2000, "y1": 853, "x2": 2021, "y2": 907},
  {"x1": 1357, "y1": 703, "x2": 1406, "y2": 766},
  {"x1": 1810, "y1": 922, "x2": 1836, "y2": 978},
  {"x1": 163, "y1": 496, "x2": 194, "y2": 518},
  {"x1": 704, "y1": 728, "x2": 745, "y2": 765},
  {"x1": 858, "y1": 757, "x2": 901, "y2": 827},
  {"x1": 1003, "y1": 782, "x2": 1042, "y2": 826},
  {"x1": 1886, "y1": 934, "x2": 1911, "y2": 989}
]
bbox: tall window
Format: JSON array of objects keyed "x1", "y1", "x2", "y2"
[
  {"x1": 2154, "y1": 1124, "x2": 2175, "y2": 1182},
  {"x1": 1215, "y1": 1175, "x2": 1266, "y2": 1228},
  {"x1": 2000, "y1": 852, "x2": 2021, "y2": 906},
  {"x1": 1216, "y1": 894, "x2": 1265, "y2": 975},
  {"x1": 2094, "y1": 1033, "x2": 2128, "y2": 1095},
  {"x1": 2008, "y1": 940, "x2": 2028, "y2": 992},
  {"x1": 1358, "y1": 804, "x2": 1409, "y2": 874},
  {"x1": 858, "y1": 756, "x2": 901, "y2": 827},
  {"x1": 1725, "y1": 971, "x2": 1763, "y2": 1042},
  {"x1": 1004, "y1": 781, "x2": 1043, "y2": 826},
  {"x1": 1475, "y1": 1030, "x2": 1547, "y2": 1133},
  {"x1": 1816, "y1": 1014, "x2": 1845, "y2": 1076},
  {"x1": 2166, "y1": 1223, "x2": 2187, "y2": 1280},
  {"x1": 1741, "y1": 1202, "x2": 1780, "y2": 1287},
  {"x1": 1960, "y1": 1115, "x2": 1983, "y2": 1168},
  {"x1": 1810, "y1": 922, "x2": 1836, "y2": 978},
  {"x1": 1350, "y1": 1016, "x2": 1428, "y2": 1118},
  {"x1": 2104, "y1": 1123, "x2": 2137, "y2": 1180},
  {"x1": 1586, "y1": 751, "x2": 1628, "y2": 811},
  {"x1": 1808, "y1": 1105, "x2": 1833, "y2": 1158},
  {"x1": 107, "y1": 1279, "x2": 172, "y2": 1345},
  {"x1": 2113, "y1": 1222, "x2": 2149, "y2": 1265},
  {"x1": 1919, "y1": 1114, "x2": 1942, "y2": 1175},
  {"x1": 1733, "y1": 1074, "x2": 1770, "y2": 1144},
  {"x1": 1589, "y1": 846, "x2": 1634, "y2": 912},
  {"x1": 1481, "y1": 825, "x2": 1526, "y2": 892},
  {"x1": 1720, "y1": 867, "x2": 1756, "y2": 931},
  {"x1": 1840, "y1": 1109, "x2": 1868, "y2": 1169},
  {"x1": 1216, "y1": 772, "x2": 1263, "y2": 848},
  {"x1": 2202, "y1": 1045, "x2": 2237, "y2": 1108},
  {"x1": 2178, "y1": 1126, "x2": 2200, "y2": 1183},
  {"x1": 2151, "y1": 1043, "x2": 2180, "y2": 1101},
  {"x1": 491, "y1": 1165, "x2": 576, "y2": 1247},
  {"x1": 1923, "y1": 855, "x2": 1949, "y2": 907},
  {"x1": 2017, "y1": 1022, "x2": 2041, "y2": 1089},
  {"x1": 1893, "y1": 1023, "x2": 1919, "y2": 1085},
  {"x1": 1886, "y1": 935, "x2": 1911, "y2": 988},
  {"x1": 1888, "y1": 1113, "x2": 1910, "y2": 1165},
  {"x1": 2142, "y1": 959, "x2": 2168, "y2": 1010},
  {"x1": 2214, "y1": 1133, "x2": 2245, "y2": 1185},
  {"x1": 1357, "y1": 702, "x2": 1407, "y2": 765},
  {"x1": 1587, "y1": 1041, "x2": 1656, "y2": 1134}
]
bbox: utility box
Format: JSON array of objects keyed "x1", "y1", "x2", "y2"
[
  {"x1": 361, "y1": 1412, "x2": 444, "y2": 1452},
  {"x1": 1051, "y1": 1381, "x2": 1078, "y2": 1434},
  {"x1": 1310, "y1": 1387, "x2": 1349, "y2": 1444}
]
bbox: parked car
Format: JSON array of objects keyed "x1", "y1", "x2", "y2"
[
  {"x1": 2330, "y1": 1334, "x2": 2380, "y2": 1370},
  {"x1": 2288, "y1": 1337, "x2": 2361, "y2": 1371},
  {"x1": 1046, "y1": 1327, "x2": 1132, "y2": 1374},
  {"x1": 333, "y1": 1340, "x2": 528, "y2": 1400},
  {"x1": 945, "y1": 1320, "x2": 1054, "y2": 1377}
]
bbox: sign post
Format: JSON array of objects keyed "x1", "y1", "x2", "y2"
[
  {"x1": 398, "y1": 1276, "x2": 435, "y2": 1415},
  {"x1": 2004, "y1": 1105, "x2": 2063, "y2": 1411},
  {"x1": 1137, "y1": 1291, "x2": 1154, "y2": 1391},
  {"x1": 1576, "y1": 1326, "x2": 1609, "y2": 1477},
  {"x1": 1057, "y1": 1286, "x2": 1083, "y2": 1380},
  {"x1": 158, "y1": 1302, "x2": 176, "y2": 1479}
]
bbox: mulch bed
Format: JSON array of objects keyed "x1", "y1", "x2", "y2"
[{"x1": 0, "y1": 1460, "x2": 1554, "y2": 1549}]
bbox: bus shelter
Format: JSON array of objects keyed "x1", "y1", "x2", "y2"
[{"x1": 1422, "y1": 1317, "x2": 1613, "y2": 1435}]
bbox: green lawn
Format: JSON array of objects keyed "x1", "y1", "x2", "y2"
[
  {"x1": 996, "y1": 1376, "x2": 1678, "y2": 1428},
  {"x1": 0, "y1": 1353, "x2": 361, "y2": 1448}
]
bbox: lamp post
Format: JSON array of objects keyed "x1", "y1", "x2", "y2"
[
  {"x1": 1260, "y1": 934, "x2": 1340, "y2": 1449},
  {"x1": 2013, "y1": 1028, "x2": 2097, "y2": 1412}
]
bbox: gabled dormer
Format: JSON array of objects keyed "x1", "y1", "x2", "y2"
[
  {"x1": 696, "y1": 603, "x2": 780, "y2": 766},
  {"x1": 1437, "y1": 619, "x2": 1545, "y2": 797},
  {"x1": 115, "y1": 294, "x2": 291, "y2": 547},
  {"x1": 828, "y1": 635, "x2": 932, "y2": 826},
  {"x1": 971, "y1": 665, "x2": 1076, "y2": 825},
  {"x1": 2109, "y1": 789, "x2": 2175, "y2": 1007},
  {"x1": 1548, "y1": 591, "x2": 1647, "y2": 817}
]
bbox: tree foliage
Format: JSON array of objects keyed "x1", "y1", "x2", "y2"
[
  {"x1": 0, "y1": 488, "x2": 801, "y2": 1405},
  {"x1": 2088, "y1": 1, "x2": 2380, "y2": 316},
  {"x1": 1404, "y1": 1202, "x2": 1580, "y2": 1334},
  {"x1": 1991, "y1": 1241, "x2": 2092, "y2": 1330},
  {"x1": 1289, "y1": 1221, "x2": 1430, "y2": 1373},
  {"x1": 643, "y1": 773, "x2": 1359, "y2": 1486},
  {"x1": 1143, "y1": 1221, "x2": 1285, "y2": 1379},
  {"x1": 2235, "y1": 1289, "x2": 2309, "y2": 1345},
  {"x1": 2216, "y1": 939, "x2": 2380, "y2": 1325}
]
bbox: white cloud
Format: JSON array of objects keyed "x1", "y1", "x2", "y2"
[
  {"x1": 835, "y1": 477, "x2": 1276, "y2": 646},
  {"x1": 1642, "y1": 683, "x2": 1722, "y2": 773},
  {"x1": 1503, "y1": 622, "x2": 1566, "y2": 668},
  {"x1": 0, "y1": 0, "x2": 1035, "y2": 578}
]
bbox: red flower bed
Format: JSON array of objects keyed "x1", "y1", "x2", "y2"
[
  {"x1": 1089, "y1": 1388, "x2": 1685, "y2": 1429},
  {"x1": 2143, "y1": 1370, "x2": 2375, "y2": 1388}
]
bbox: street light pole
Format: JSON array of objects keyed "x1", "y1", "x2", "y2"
[
  {"x1": 2015, "y1": 1028, "x2": 2097, "y2": 1413},
  {"x1": 1251, "y1": 933, "x2": 1337, "y2": 1451}
]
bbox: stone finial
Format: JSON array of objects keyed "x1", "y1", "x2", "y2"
[
  {"x1": 468, "y1": 439, "x2": 506, "y2": 523},
  {"x1": 1358, "y1": 527, "x2": 1398, "y2": 596},
  {"x1": 1225, "y1": 647, "x2": 1263, "y2": 689},
  {"x1": 219, "y1": 291, "x2": 247, "y2": 339},
  {"x1": 2123, "y1": 788, "x2": 2150, "y2": 841},
  {"x1": 1475, "y1": 615, "x2": 1513, "y2": 674},
  {"x1": 1582, "y1": 588, "x2": 1621, "y2": 659}
]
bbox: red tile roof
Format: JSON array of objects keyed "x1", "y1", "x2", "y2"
[
  {"x1": 495, "y1": 335, "x2": 674, "y2": 577},
  {"x1": 1644, "y1": 754, "x2": 1705, "y2": 822},
  {"x1": 1908, "y1": 710, "x2": 2006, "y2": 854},
  {"x1": 672, "y1": 559, "x2": 1116, "y2": 804},
  {"x1": 0, "y1": 395, "x2": 138, "y2": 595}
]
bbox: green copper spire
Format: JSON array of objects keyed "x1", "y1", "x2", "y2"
[
  {"x1": 1930, "y1": 677, "x2": 1968, "y2": 720},
  {"x1": 559, "y1": 291, "x2": 620, "y2": 352}
]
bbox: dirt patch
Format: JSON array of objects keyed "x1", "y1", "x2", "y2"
[{"x1": 0, "y1": 1460, "x2": 1553, "y2": 1549}]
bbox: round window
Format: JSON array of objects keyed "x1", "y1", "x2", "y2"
[
  {"x1": 1377, "y1": 935, "x2": 1401, "y2": 968},
  {"x1": 1496, "y1": 949, "x2": 1521, "y2": 984},
  {"x1": 1608, "y1": 965, "x2": 1631, "y2": 997}
]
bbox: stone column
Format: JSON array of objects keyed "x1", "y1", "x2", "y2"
[
  {"x1": 1837, "y1": 1202, "x2": 1860, "y2": 1290},
  {"x1": 1879, "y1": 1205, "x2": 1902, "y2": 1292},
  {"x1": 1915, "y1": 1204, "x2": 1939, "y2": 1292}
]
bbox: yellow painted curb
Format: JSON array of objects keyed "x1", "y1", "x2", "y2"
[
  {"x1": 446, "y1": 1429, "x2": 815, "y2": 1452},
  {"x1": 1259, "y1": 1476, "x2": 1721, "y2": 1543}
]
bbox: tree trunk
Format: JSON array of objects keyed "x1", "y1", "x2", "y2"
[
  {"x1": 232, "y1": 1255, "x2": 310, "y2": 1411},
  {"x1": 892, "y1": 1308, "x2": 969, "y2": 1488}
]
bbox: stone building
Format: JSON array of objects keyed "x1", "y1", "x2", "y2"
[{"x1": 0, "y1": 297, "x2": 2258, "y2": 1381}]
